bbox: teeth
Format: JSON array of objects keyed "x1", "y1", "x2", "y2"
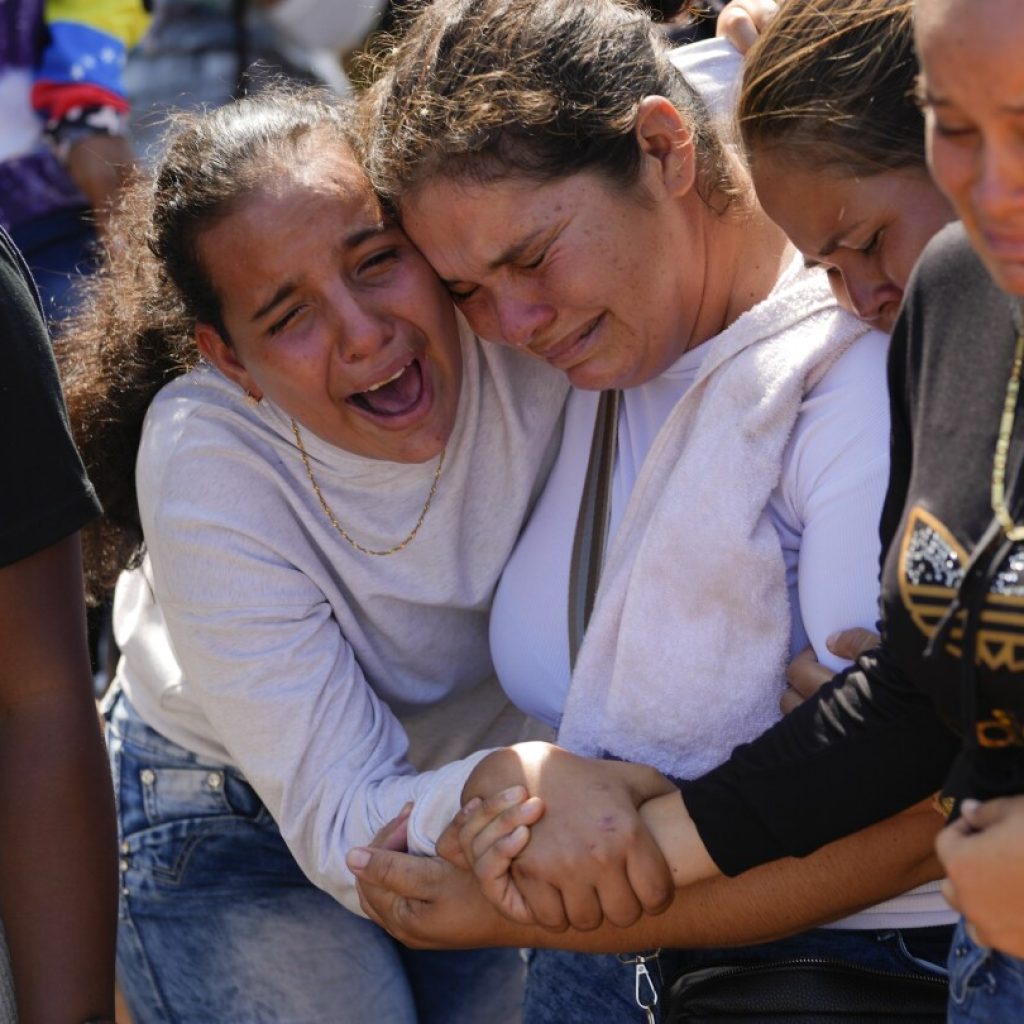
[{"x1": 364, "y1": 362, "x2": 411, "y2": 393}]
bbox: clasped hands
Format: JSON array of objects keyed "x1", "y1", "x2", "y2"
[
  {"x1": 347, "y1": 741, "x2": 689, "y2": 946},
  {"x1": 348, "y1": 630, "x2": 878, "y2": 947}
]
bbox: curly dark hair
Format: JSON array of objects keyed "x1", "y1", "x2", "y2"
[{"x1": 58, "y1": 85, "x2": 357, "y2": 604}]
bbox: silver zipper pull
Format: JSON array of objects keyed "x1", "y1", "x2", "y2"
[
  {"x1": 619, "y1": 949, "x2": 660, "y2": 1023},
  {"x1": 635, "y1": 959, "x2": 658, "y2": 1023}
]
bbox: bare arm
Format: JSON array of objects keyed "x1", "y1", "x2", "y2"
[
  {"x1": 350, "y1": 796, "x2": 943, "y2": 952},
  {"x1": 65, "y1": 136, "x2": 135, "y2": 240},
  {"x1": 0, "y1": 534, "x2": 118, "y2": 1023}
]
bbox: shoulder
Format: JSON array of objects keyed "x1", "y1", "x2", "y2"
[
  {"x1": 783, "y1": 326, "x2": 890, "y2": 513},
  {"x1": 138, "y1": 367, "x2": 291, "y2": 524},
  {"x1": 809, "y1": 327, "x2": 890, "y2": 404},
  {"x1": 911, "y1": 221, "x2": 990, "y2": 295},
  {"x1": 897, "y1": 222, "x2": 1015, "y2": 381},
  {"x1": 0, "y1": 229, "x2": 100, "y2": 565},
  {"x1": 0, "y1": 227, "x2": 46, "y2": 333},
  {"x1": 902, "y1": 222, "x2": 1006, "y2": 338}
]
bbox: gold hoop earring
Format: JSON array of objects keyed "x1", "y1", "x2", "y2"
[{"x1": 245, "y1": 391, "x2": 261, "y2": 408}]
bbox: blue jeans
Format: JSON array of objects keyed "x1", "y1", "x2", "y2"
[
  {"x1": 523, "y1": 925, "x2": 951, "y2": 1023},
  {"x1": 105, "y1": 691, "x2": 523, "y2": 1023},
  {"x1": 948, "y1": 919, "x2": 1024, "y2": 1022}
]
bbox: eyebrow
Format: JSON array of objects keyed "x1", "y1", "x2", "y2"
[
  {"x1": 817, "y1": 219, "x2": 866, "y2": 260},
  {"x1": 488, "y1": 226, "x2": 552, "y2": 272},
  {"x1": 250, "y1": 223, "x2": 387, "y2": 322},
  {"x1": 922, "y1": 88, "x2": 1024, "y2": 116}
]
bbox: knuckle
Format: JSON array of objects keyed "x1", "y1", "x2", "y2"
[
  {"x1": 373, "y1": 857, "x2": 396, "y2": 889},
  {"x1": 539, "y1": 915, "x2": 570, "y2": 933},
  {"x1": 643, "y1": 880, "x2": 675, "y2": 913},
  {"x1": 605, "y1": 901, "x2": 642, "y2": 928},
  {"x1": 571, "y1": 909, "x2": 603, "y2": 932}
]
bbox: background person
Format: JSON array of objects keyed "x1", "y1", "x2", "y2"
[
  {"x1": 124, "y1": 0, "x2": 382, "y2": 162},
  {"x1": 1, "y1": 0, "x2": 148, "y2": 322},
  {"x1": 0, "y1": 226, "x2": 118, "y2": 1023}
]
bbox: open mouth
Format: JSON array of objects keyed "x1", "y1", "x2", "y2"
[{"x1": 347, "y1": 359, "x2": 426, "y2": 418}]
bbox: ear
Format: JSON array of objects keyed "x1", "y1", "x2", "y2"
[
  {"x1": 195, "y1": 322, "x2": 262, "y2": 400},
  {"x1": 634, "y1": 95, "x2": 697, "y2": 201}
]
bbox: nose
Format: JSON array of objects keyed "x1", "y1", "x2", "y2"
[
  {"x1": 842, "y1": 272, "x2": 902, "y2": 327},
  {"x1": 329, "y1": 292, "x2": 393, "y2": 363},
  {"x1": 492, "y1": 289, "x2": 556, "y2": 350}
]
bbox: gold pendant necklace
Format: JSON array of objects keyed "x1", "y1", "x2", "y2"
[
  {"x1": 290, "y1": 418, "x2": 446, "y2": 556},
  {"x1": 991, "y1": 322, "x2": 1024, "y2": 541}
]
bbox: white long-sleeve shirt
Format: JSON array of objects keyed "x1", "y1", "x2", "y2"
[
  {"x1": 490, "y1": 330, "x2": 893, "y2": 729},
  {"x1": 114, "y1": 320, "x2": 566, "y2": 913}
]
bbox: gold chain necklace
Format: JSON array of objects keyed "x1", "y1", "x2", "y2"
[
  {"x1": 991, "y1": 323, "x2": 1024, "y2": 541},
  {"x1": 290, "y1": 418, "x2": 446, "y2": 556}
]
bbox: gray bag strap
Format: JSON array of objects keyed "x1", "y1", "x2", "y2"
[{"x1": 568, "y1": 389, "x2": 620, "y2": 669}]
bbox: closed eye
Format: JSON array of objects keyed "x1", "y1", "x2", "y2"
[
  {"x1": 861, "y1": 229, "x2": 883, "y2": 256},
  {"x1": 520, "y1": 246, "x2": 549, "y2": 273},
  {"x1": 446, "y1": 283, "x2": 479, "y2": 304},
  {"x1": 268, "y1": 305, "x2": 305, "y2": 336},
  {"x1": 932, "y1": 120, "x2": 979, "y2": 140},
  {"x1": 360, "y1": 247, "x2": 400, "y2": 274}
]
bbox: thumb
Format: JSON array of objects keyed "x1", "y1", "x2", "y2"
[
  {"x1": 347, "y1": 847, "x2": 448, "y2": 900},
  {"x1": 958, "y1": 797, "x2": 1006, "y2": 832}
]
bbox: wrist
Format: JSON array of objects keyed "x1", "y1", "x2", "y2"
[
  {"x1": 462, "y1": 747, "x2": 523, "y2": 804},
  {"x1": 616, "y1": 761, "x2": 675, "y2": 804},
  {"x1": 640, "y1": 791, "x2": 718, "y2": 887}
]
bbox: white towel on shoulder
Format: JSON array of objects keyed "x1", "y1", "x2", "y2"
[{"x1": 558, "y1": 261, "x2": 870, "y2": 779}]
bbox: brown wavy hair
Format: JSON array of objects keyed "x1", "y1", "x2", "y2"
[
  {"x1": 738, "y1": 0, "x2": 923, "y2": 177},
  {"x1": 361, "y1": 0, "x2": 739, "y2": 214},
  {"x1": 58, "y1": 86, "x2": 357, "y2": 604}
]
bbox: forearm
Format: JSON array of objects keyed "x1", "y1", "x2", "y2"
[
  {"x1": 353, "y1": 797, "x2": 942, "y2": 954},
  {"x1": 0, "y1": 696, "x2": 117, "y2": 1022},
  {"x1": 532, "y1": 798, "x2": 943, "y2": 952},
  {"x1": 0, "y1": 536, "x2": 117, "y2": 1022}
]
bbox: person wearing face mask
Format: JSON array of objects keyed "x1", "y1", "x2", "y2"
[{"x1": 60, "y1": 86, "x2": 590, "y2": 1023}]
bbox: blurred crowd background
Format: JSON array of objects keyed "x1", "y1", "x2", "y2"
[{"x1": 5, "y1": 0, "x2": 725, "y2": 332}]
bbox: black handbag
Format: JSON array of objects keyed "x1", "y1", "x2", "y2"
[{"x1": 665, "y1": 957, "x2": 948, "y2": 1023}]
